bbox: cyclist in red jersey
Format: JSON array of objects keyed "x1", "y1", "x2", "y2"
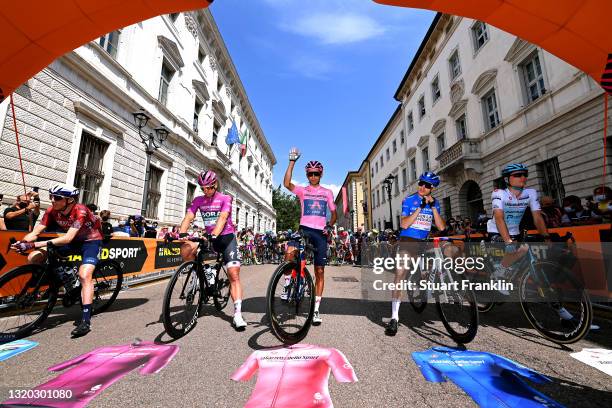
[{"x1": 10, "y1": 184, "x2": 103, "y2": 337}]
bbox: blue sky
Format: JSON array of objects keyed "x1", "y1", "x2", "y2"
[{"x1": 210, "y1": 0, "x2": 435, "y2": 197}]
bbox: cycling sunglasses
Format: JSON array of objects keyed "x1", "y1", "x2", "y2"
[
  {"x1": 418, "y1": 181, "x2": 433, "y2": 189},
  {"x1": 50, "y1": 195, "x2": 66, "y2": 201},
  {"x1": 307, "y1": 172, "x2": 321, "y2": 177},
  {"x1": 202, "y1": 185, "x2": 216, "y2": 190},
  {"x1": 510, "y1": 172, "x2": 528, "y2": 178}
]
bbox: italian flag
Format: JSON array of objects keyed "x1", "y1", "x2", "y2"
[{"x1": 240, "y1": 129, "x2": 248, "y2": 157}]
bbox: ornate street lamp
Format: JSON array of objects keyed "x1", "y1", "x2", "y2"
[
  {"x1": 382, "y1": 173, "x2": 396, "y2": 230},
  {"x1": 255, "y1": 202, "x2": 262, "y2": 233},
  {"x1": 132, "y1": 108, "x2": 170, "y2": 217}
]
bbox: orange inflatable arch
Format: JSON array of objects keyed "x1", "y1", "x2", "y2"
[{"x1": 0, "y1": 0, "x2": 212, "y2": 102}]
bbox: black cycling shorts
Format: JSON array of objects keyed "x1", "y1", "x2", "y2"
[{"x1": 213, "y1": 233, "x2": 241, "y2": 268}]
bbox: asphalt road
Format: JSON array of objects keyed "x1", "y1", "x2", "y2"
[{"x1": 0, "y1": 264, "x2": 611, "y2": 407}]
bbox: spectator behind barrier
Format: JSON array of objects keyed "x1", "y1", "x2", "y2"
[
  {"x1": 143, "y1": 220, "x2": 158, "y2": 238},
  {"x1": 561, "y1": 195, "x2": 599, "y2": 225},
  {"x1": 540, "y1": 196, "x2": 564, "y2": 228},
  {"x1": 592, "y1": 186, "x2": 612, "y2": 221},
  {"x1": 157, "y1": 226, "x2": 169, "y2": 239},
  {"x1": 112, "y1": 217, "x2": 131, "y2": 237},
  {"x1": 86, "y1": 203, "x2": 98, "y2": 215},
  {"x1": 99, "y1": 210, "x2": 113, "y2": 240},
  {"x1": 4, "y1": 191, "x2": 40, "y2": 231}
]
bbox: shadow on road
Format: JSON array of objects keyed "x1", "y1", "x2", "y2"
[
  {"x1": 243, "y1": 295, "x2": 611, "y2": 350},
  {"x1": 535, "y1": 374, "x2": 612, "y2": 408},
  {"x1": 29, "y1": 297, "x2": 149, "y2": 338}
]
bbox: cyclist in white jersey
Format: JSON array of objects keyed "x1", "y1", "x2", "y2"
[{"x1": 487, "y1": 164, "x2": 549, "y2": 289}]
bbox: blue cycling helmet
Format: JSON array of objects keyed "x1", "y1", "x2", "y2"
[
  {"x1": 418, "y1": 172, "x2": 440, "y2": 187},
  {"x1": 501, "y1": 163, "x2": 528, "y2": 177}
]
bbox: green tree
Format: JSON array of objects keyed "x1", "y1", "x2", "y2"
[{"x1": 272, "y1": 186, "x2": 300, "y2": 231}]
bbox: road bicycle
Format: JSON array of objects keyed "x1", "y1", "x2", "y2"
[
  {"x1": 266, "y1": 231, "x2": 315, "y2": 344},
  {"x1": 0, "y1": 240, "x2": 123, "y2": 341},
  {"x1": 161, "y1": 235, "x2": 231, "y2": 339},
  {"x1": 476, "y1": 232, "x2": 592, "y2": 344},
  {"x1": 407, "y1": 237, "x2": 479, "y2": 344}
]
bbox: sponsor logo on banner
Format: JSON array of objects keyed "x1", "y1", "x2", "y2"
[
  {"x1": 154, "y1": 241, "x2": 184, "y2": 269},
  {"x1": 65, "y1": 240, "x2": 147, "y2": 273}
]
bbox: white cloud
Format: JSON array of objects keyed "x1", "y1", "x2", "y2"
[
  {"x1": 287, "y1": 13, "x2": 386, "y2": 45},
  {"x1": 321, "y1": 183, "x2": 341, "y2": 198},
  {"x1": 289, "y1": 54, "x2": 333, "y2": 79}
]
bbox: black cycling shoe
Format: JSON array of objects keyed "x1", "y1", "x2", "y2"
[
  {"x1": 385, "y1": 318, "x2": 398, "y2": 336},
  {"x1": 71, "y1": 321, "x2": 91, "y2": 337}
]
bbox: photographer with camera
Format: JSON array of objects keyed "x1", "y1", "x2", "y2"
[{"x1": 4, "y1": 188, "x2": 40, "y2": 231}]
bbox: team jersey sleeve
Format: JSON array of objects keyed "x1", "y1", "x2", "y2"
[
  {"x1": 231, "y1": 351, "x2": 259, "y2": 381},
  {"x1": 434, "y1": 199, "x2": 441, "y2": 212},
  {"x1": 528, "y1": 189, "x2": 541, "y2": 212},
  {"x1": 139, "y1": 345, "x2": 180, "y2": 375},
  {"x1": 72, "y1": 205, "x2": 89, "y2": 229},
  {"x1": 47, "y1": 350, "x2": 94, "y2": 372},
  {"x1": 411, "y1": 352, "x2": 446, "y2": 383},
  {"x1": 401, "y1": 197, "x2": 412, "y2": 217},
  {"x1": 220, "y1": 195, "x2": 232, "y2": 214},
  {"x1": 327, "y1": 189, "x2": 336, "y2": 212},
  {"x1": 492, "y1": 354, "x2": 551, "y2": 384},
  {"x1": 187, "y1": 197, "x2": 200, "y2": 215},
  {"x1": 291, "y1": 184, "x2": 304, "y2": 199},
  {"x1": 327, "y1": 348, "x2": 358, "y2": 383},
  {"x1": 491, "y1": 190, "x2": 504, "y2": 212}
]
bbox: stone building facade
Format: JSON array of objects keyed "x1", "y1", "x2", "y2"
[
  {"x1": 0, "y1": 10, "x2": 276, "y2": 231},
  {"x1": 348, "y1": 13, "x2": 611, "y2": 227}
]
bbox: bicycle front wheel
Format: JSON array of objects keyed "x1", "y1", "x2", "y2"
[
  {"x1": 266, "y1": 261, "x2": 315, "y2": 344},
  {"x1": 519, "y1": 261, "x2": 592, "y2": 344},
  {"x1": 435, "y1": 273, "x2": 479, "y2": 344},
  {"x1": 162, "y1": 261, "x2": 203, "y2": 339},
  {"x1": 91, "y1": 261, "x2": 123, "y2": 314},
  {"x1": 0, "y1": 265, "x2": 58, "y2": 341}
]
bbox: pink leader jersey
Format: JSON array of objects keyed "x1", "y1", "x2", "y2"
[
  {"x1": 232, "y1": 344, "x2": 357, "y2": 408},
  {"x1": 1, "y1": 342, "x2": 178, "y2": 408},
  {"x1": 188, "y1": 191, "x2": 236, "y2": 236},
  {"x1": 291, "y1": 185, "x2": 336, "y2": 230}
]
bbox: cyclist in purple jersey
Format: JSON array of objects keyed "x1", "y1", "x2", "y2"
[
  {"x1": 284, "y1": 147, "x2": 337, "y2": 325},
  {"x1": 178, "y1": 170, "x2": 246, "y2": 330}
]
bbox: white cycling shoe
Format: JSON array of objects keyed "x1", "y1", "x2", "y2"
[
  {"x1": 312, "y1": 311, "x2": 322, "y2": 326},
  {"x1": 233, "y1": 314, "x2": 247, "y2": 330}
]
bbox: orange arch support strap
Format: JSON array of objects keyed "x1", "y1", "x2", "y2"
[{"x1": 9, "y1": 94, "x2": 27, "y2": 195}]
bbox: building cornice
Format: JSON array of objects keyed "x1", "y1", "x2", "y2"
[{"x1": 193, "y1": 10, "x2": 277, "y2": 165}]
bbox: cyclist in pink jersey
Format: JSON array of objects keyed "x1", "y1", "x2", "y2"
[
  {"x1": 178, "y1": 170, "x2": 247, "y2": 330},
  {"x1": 10, "y1": 184, "x2": 103, "y2": 338},
  {"x1": 1, "y1": 341, "x2": 178, "y2": 408},
  {"x1": 232, "y1": 344, "x2": 357, "y2": 408},
  {"x1": 283, "y1": 148, "x2": 337, "y2": 325}
]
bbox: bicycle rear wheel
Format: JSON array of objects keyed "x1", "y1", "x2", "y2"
[
  {"x1": 213, "y1": 264, "x2": 231, "y2": 311},
  {"x1": 266, "y1": 261, "x2": 315, "y2": 344},
  {"x1": 162, "y1": 261, "x2": 203, "y2": 339},
  {"x1": 91, "y1": 261, "x2": 123, "y2": 314},
  {"x1": 435, "y1": 273, "x2": 479, "y2": 344},
  {"x1": 519, "y1": 261, "x2": 592, "y2": 344},
  {"x1": 0, "y1": 265, "x2": 58, "y2": 341}
]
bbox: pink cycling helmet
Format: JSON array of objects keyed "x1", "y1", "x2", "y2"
[
  {"x1": 305, "y1": 160, "x2": 323, "y2": 173},
  {"x1": 198, "y1": 170, "x2": 218, "y2": 187}
]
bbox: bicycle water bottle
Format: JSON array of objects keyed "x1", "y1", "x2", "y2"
[{"x1": 203, "y1": 264, "x2": 215, "y2": 286}]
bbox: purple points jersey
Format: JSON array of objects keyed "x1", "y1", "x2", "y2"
[
  {"x1": 188, "y1": 191, "x2": 236, "y2": 236},
  {"x1": 1, "y1": 342, "x2": 178, "y2": 408}
]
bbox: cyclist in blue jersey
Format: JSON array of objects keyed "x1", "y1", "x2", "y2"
[
  {"x1": 487, "y1": 164, "x2": 549, "y2": 294},
  {"x1": 385, "y1": 172, "x2": 445, "y2": 335}
]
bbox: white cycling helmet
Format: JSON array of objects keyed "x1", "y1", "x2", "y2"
[
  {"x1": 49, "y1": 184, "x2": 79, "y2": 198},
  {"x1": 338, "y1": 227, "x2": 345, "y2": 232}
]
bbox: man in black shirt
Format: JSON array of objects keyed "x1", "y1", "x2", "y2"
[{"x1": 4, "y1": 193, "x2": 39, "y2": 231}]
